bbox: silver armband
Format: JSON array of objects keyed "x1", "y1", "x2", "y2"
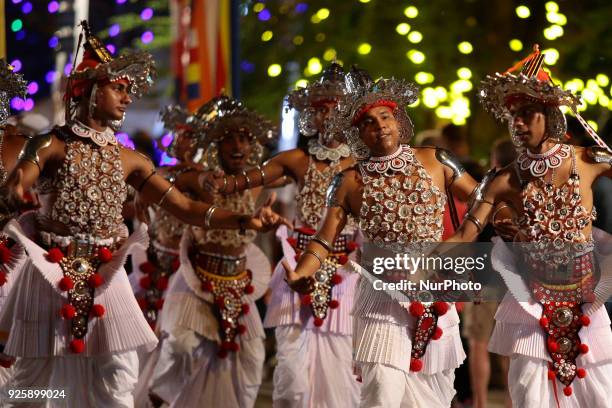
[
  {"x1": 435, "y1": 148, "x2": 466, "y2": 186},
  {"x1": 18, "y1": 133, "x2": 53, "y2": 172},
  {"x1": 587, "y1": 146, "x2": 612, "y2": 167},
  {"x1": 467, "y1": 168, "x2": 498, "y2": 210}
]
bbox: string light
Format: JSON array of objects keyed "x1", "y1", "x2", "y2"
[
  {"x1": 261, "y1": 31, "x2": 273, "y2": 41},
  {"x1": 268, "y1": 64, "x2": 282, "y2": 77},
  {"x1": 357, "y1": 43, "x2": 372, "y2": 55},
  {"x1": 415, "y1": 72, "x2": 434, "y2": 84},
  {"x1": 515, "y1": 5, "x2": 530, "y2": 19},
  {"x1": 509, "y1": 39, "x2": 523, "y2": 52},
  {"x1": 406, "y1": 50, "x2": 425, "y2": 64},
  {"x1": 457, "y1": 67, "x2": 472, "y2": 79},
  {"x1": 404, "y1": 6, "x2": 418, "y2": 18},
  {"x1": 396, "y1": 23, "x2": 411, "y2": 35},
  {"x1": 407, "y1": 31, "x2": 422, "y2": 43},
  {"x1": 457, "y1": 41, "x2": 473, "y2": 54}
]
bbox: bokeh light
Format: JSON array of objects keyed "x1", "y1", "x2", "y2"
[{"x1": 268, "y1": 64, "x2": 282, "y2": 77}]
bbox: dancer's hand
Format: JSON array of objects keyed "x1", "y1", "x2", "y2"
[
  {"x1": 250, "y1": 192, "x2": 293, "y2": 232},
  {"x1": 198, "y1": 170, "x2": 226, "y2": 194},
  {"x1": 282, "y1": 260, "x2": 315, "y2": 294}
]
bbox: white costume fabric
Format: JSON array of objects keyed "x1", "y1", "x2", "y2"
[
  {"x1": 489, "y1": 230, "x2": 612, "y2": 408},
  {"x1": 136, "y1": 230, "x2": 270, "y2": 408},
  {"x1": 264, "y1": 225, "x2": 361, "y2": 408}
]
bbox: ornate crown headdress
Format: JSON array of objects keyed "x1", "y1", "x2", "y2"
[
  {"x1": 0, "y1": 59, "x2": 28, "y2": 125},
  {"x1": 479, "y1": 45, "x2": 610, "y2": 150},
  {"x1": 328, "y1": 65, "x2": 420, "y2": 160},
  {"x1": 162, "y1": 95, "x2": 278, "y2": 169},
  {"x1": 65, "y1": 20, "x2": 156, "y2": 128}
]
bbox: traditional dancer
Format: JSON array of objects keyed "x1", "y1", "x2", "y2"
[
  {"x1": 0, "y1": 58, "x2": 29, "y2": 385},
  {"x1": 138, "y1": 94, "x2": 278, "y2": 408},
  {"x1": 285, "y1": 67, "x2": 477, "y2": 408},
  {"x1": 203, "y1": 62, "x2": 362, "y2": 407},
  {"x1": 128, "y1": 106, "x2": 206, "y2": 331},
  {"x1": 448, "y1": 46, "x2": 612, "y2": 407},
  {"x1": 0, "y1": 22, "x2": 286, "y2": 407}
]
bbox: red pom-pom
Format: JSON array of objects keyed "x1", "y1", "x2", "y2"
[
  {"x1": 301, "y1": 294, "x2": 312, "y2": 306},
  {"x1": 579, "y1": 315, "x2": 590, "y2": 326},
  {"x1": 139, "y1": 276, "x2": 152, "y2": 289},
  {"x1": 563, "y1": 386, "x2": 573, "y2": 397},
  {"x1": 584, "y1": 293, "x2": 596, "y2": 303},
  {"x1": 171, "y1": 258, "x2": 180, "y2": 272},
  {"x1": 287, "y1": 237, "x2": 298, "y2": 247},
  {"x1": 91, "y1": 304, "x2": 105, "y2": 317},
  {"x1": 579, "y1": 343, "x2": 589, "y2": 354},
  {"x1": 0, "y1": 271, "x2": 7, "y2": 287},
  {"x1": 139, "y1": 262, "x2": 156, "y2": 275},
  {"x1": 313, "y1": 317, "x2": 324, "y2": 327},
  {"x1": 88, "y1": 273, "x2": 104, "y2": 288},
  {"x1": 329, "y1": 299, "x2": 340, "y2": 309},
  {"x1": 229, "y1": 342, "x2": 240, "y2": 352},
  {"x1": 155, "y1": 299, "x2": 165, "y2": 310},
  {"x1": 244, "y1": 285, "x2": 255, "y2": 295},
  {"x1": 221, "y1": 320, "x2": 232, "y2": 330},
  {"x1": 97, "y1": 247, "x2": 113, "y2": 263},
  {"x1": 238, "y1": 324, "x2": 247, "y2": 335},
  {"x1": 60, "y1": 304, "x2": 76, "y2": 319},
  {"x1": 409, "y1": 302, "x2": 425, "y2": 317},
  {"x1": 217, "y1": 349, "x2": 228, "y2": 359},
  {"x1": 0, "y1": 358, "x2": 13, "y2": 368},
  {"x1": 576, "y1": 368, "x2": 587, "y2": 378},
  {"x1": 136, "y1": 297, "x2": 147, "y2": 310},
  {"x1": 47, "y1": 247, "x2": 64, "y2": 263},
  {"x1": 0, "y1": 245, "x2": 10, "y2": 264},
  {"x1": 432, "y1": 326, "x2": 443, "y2": 340},
  {"x1": 69, "y1": 338, "x2": 85, "y2": 354},
  {"x1": 202, "y1": 281, "x2": 214, "y2": 292},
  {"x1": 338, "y1": 255, "x2": 349, "y2": 265},
  {"x1": 539, "y1": 317, "x2": 549, "y2": 328},
  {"x1": 410, "y1": 358, "x2": 423, "y2": 372},
  {"x1": 296, "y1": 227, "x2": 316, "y2": 235},
  {"x1": 58, "y1": 276, "x2": 74, "y2": 291},
  {"x1": 215, "y1": 296, "x2": 226, "y2": 309},
  {"x1": 547, "y1": 369, "x2": 556, "y2": 380},
  {"x1": 331, "y1": 274, "x2": 343, "y2": 285},
  {"x1": 156, "y1": 276, "x2": 169, "y2": 291},
  {"x1": 421, "y1": 317, "x2": 434, "y2": 330},
  {"x1": 241, "y1": 304, "x2": 250, "y2": 314},
  {"x1": 356, "y1": 376, "x2": 362, "y2": 383},
  {"x1": 347, "y1": 241, "x2": 359, "y2": 251},
  {"x1": 433, "y1": 301, "x2": 448, "y2": 316},
  {"x1": 547, "y1": 340, "x2": 559, "y2": 353},
  {"x1": 221, "y1": 341, "x2": 232, "y2": 350}
]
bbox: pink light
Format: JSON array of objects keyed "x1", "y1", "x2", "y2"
[
  {"x1": 47, "y1": 1, "x2": 59, "y2": 13},
  {"x1": 27, "y1": 81, "x2": 39, "y2": 95},
  {"x1": 9, "y1": 59, "x2": 22, "y2": 72},
  {"x1": 23, "y1": 98, "x2": 35, "y2": 111},
  {"x1": 106, "y1": 44, "x2": 116, "y2": 54},
  {"x1": 141, "y1": 31, "x2": 154, "y2": 44},
  {"x1": 11, "y1": 97, "x2": 24, "y2": 110},
  {"x1": 140, "y1": 8, "x2": 153, "y2": 21},
  {"x1": 161, "y1": 133, "x2": 174, "y2": 147}
]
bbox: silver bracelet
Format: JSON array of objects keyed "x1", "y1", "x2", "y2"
[
  {"x1": 243, "y1": 170, "x2": 252, "y2": 189},
  {"x1": 464, "y1": 214, "x2": 484, "y2": 233},
  {"x1": 204, "y1": 206, "x2": 218, "y2": 228},
  {"x1": 158, "y1": 184, "x2": 175, "y2": 207},
  {"x1": 303, "y1": 249, "x2": 324, "y2": 266},
  {"x1": 311, "y1": 235, "x2": 332, "y2": 252},
  {"x1": 256, "y1": 165, "x2": 266, "y2": 184}
]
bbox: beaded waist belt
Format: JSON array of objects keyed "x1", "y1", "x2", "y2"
[
  {"x1": 38, "y1": 231, "x2": 118, "y2": 354},
  {"x1": 193, "y1": 250, "x2": 254, "y2": 359},
  {"x1": 529, "y1": 251, "x2": 597, "y2": 300},
  {"x1": 193, "y1": 250, "x2": 247, "y2": 277}
]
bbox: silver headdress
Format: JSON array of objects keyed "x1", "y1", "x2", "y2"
[
  {"x1": 0, "y1": 59, "x2": 28, "y2": 125},
  {"x1": 163, "y1": 95, "x2": 278, "y2": 170},
  {"x1": 479, "y1": 45, "x2": 580, "y2": 144},
  {"x1": 329, "y1": 65, "x2": 420, "y2": 160},
  {"x1": 287, "y1": 62, "x2": 345, "y2": 137},
  {"x1": 66, "y1": 20, "x2": 156, "y2": 130}
]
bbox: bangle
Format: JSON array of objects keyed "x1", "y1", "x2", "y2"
[
  {"x1": 158, "y1": 184, "x2": 175, "y2": 207},
  {"x1": 491, "y1": 204, "x2": 512, "y2": 224},
  {"x1": 256, "y1": 165, "x2": 266, "y2": 185},
  {"x1": 303, "y1": 249, "x2": 324, "y2": 266},
  {"x1": 464, "y1": 214, "x2": 484, "y2": 233},
  {"x1": 204, "y1": 206, "x2": 218, "y2": 228},
  {"x1": 138, "y1": 170, "x2": 157, "y2": 192},
  {"x1": 311, "y1": 235, "x2": 332, "y2": 252},
  {"x1": 243, "y1": 170, "x2": 252, "y2": 189}
]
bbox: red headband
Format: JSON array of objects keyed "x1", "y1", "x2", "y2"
[{"x1": 351, "y1": 100, "x2": 397, "y2": 125}]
